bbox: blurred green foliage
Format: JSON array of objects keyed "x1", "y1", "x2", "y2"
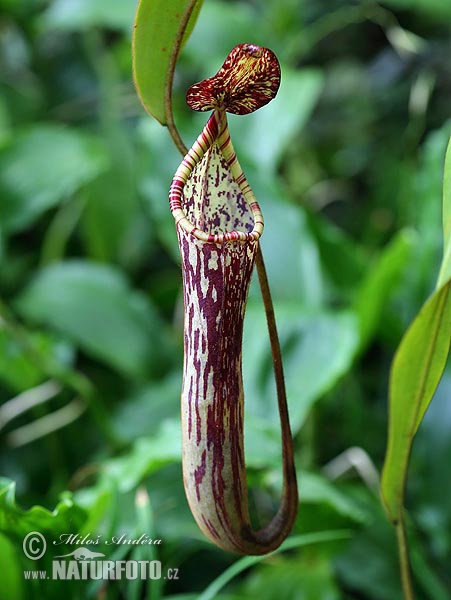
[{"x1": 0, "y1": 0, "x2": 450, "y2": 598}]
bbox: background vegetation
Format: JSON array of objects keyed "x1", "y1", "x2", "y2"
[{"x1": 1, "y1": 0, "x2": 451, "y2": 598}]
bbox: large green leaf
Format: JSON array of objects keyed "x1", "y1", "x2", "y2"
[
  {"x1": 103, "y1": 420, "x2": 181, "y2": 492},
  {"x1": 15, "y1": 261, "x2": 168, "y2": 378},
  {"x1": 0, "y1": 478, "x2": 87, "y2": 543},
  {"x1": 0, "y1": 479, "x2": 89, "y2": 600},
  {"x1": 133, "y1": 0, "x2": 204, "y2": 124},
  {"x1": 381, "y1": 281, "x2": 451, "y2": 521},
  {"x1": 0, "y1": 534, "x2": 24, "y2": 600},
  {"x1": 243, "y1": 302, "x2": 359, "y2": 435},
  {"x1": 255, "y1": 195, "x2": 324, "y2": 307},
  {"x1": 0, "y1": 125, "x2": 108, "y2": 233},
  {"x1": 298, "y1": 471, "x2": 368, "y2": 524},
  {"x1": 81, "y1": 135, "x2": 140, "y2": 264},
  {"x1": 381, "y1": 134, "x2": 451, "y2": 523}
]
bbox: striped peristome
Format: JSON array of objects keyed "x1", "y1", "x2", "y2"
[
  {"x1": 170, "y1": 111, "x2": 263, "y2": 243},
  {"x1": 169, "y1": 44, "x2": 298, "y2": 555}
]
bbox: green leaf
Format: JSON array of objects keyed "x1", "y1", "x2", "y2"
[
  {"x1": 81, "y1": 157, "x2": 140, "y2": 264},
  {"x1": 0, "y1": 479, "x2": 88, "y2": 599},
  {"x1": 0, "y1": 533, "x2": 24, "y2": 600},
  {"x1": 79, "y1": 96, "x2": 143, "y2": 264},
  {"x1": 0, "y1": 478, "x2": 86, "y2": 543},
  {"x1": 354, "y1": 229, "x2": 414, "y2": 350},
  {"x1": 243, "y1": 304, "x2": 359, "y2": 434},
  {"x1": 243, "y1": 415, "x2": 283, "y2": 469},
  {"x1": 381, "y1": 281, "x2": 451, "y2": 521},
  {"x1": 133, "y1": 0, "x2": 204, "y2": 124},
  {"x1": 112, "y1": 372, "x2": 180, "y2": 441},
  {"x1": 437, "y1": 135, "x2": 451, "y2": 288},
  {"x1": 0, "y1": 125, "x2": 108, "y2": 233},
  {"x1": 299, "y1": 471, "x2": 368, "y2": 523},
  {"x1": 307, "y1": 211, "x2": 366, "y2": 291},
  {"x1": 15, "y1": 261, "x2": 167, "y2": 378},
  {"x1": 252, "y1": 194, "x2": 324, "y2": 307},
  {"x1": 104, "y1": 420, "x2": 181, "y2": 492}
]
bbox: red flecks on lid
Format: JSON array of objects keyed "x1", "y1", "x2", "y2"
[{"x1": 186, "y1": 43, "x2": 281, "y2": 115}]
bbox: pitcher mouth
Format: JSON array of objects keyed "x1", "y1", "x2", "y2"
[{"x1": 169, "y1": 112, "x2": 264, "y2": 245}]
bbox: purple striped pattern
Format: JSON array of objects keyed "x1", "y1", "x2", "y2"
[{"x1": 169, "y1": 107, "x2": 297, "y2": 554}]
